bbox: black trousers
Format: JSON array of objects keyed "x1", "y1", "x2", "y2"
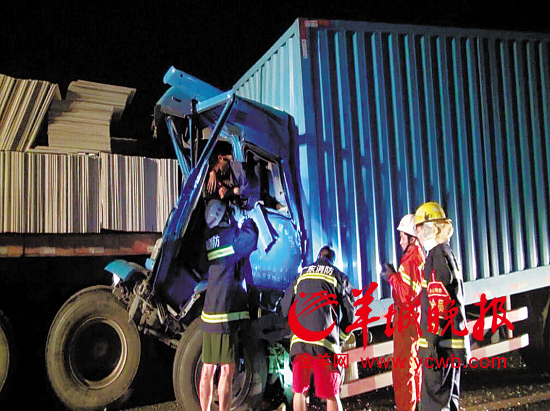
[{"x1": 421, "y1": 359, "x2": 460, "y2": 411}]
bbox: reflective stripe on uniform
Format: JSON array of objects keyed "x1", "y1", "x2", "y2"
[
  {"x1": 201, "y1": 310, "x2": 250, "y2": 323},
  {"x1": 340, "y1": 331, "x2": 351, "y2": 343},
  {"x1": 418, "y1": 337, "x2": 466, "y2": 350},
  {"x1": 207, "y1": 245, "x2": 235, "y2": 261},
  {"x1": 399, "y1": 270, "x2": 423, "y2": 295},
  {"x1": 411, "y1": 279, "x2": 423, "y2": 294},
  {"x1": 400, "y1": 271, "x2": 413, "y2": 286},
  {"x1": 291, "y1": 334, "x2": 340, "y2": 354},
  {"x1": 294, "y1": 273, "x2": 337, "y2": 294}
]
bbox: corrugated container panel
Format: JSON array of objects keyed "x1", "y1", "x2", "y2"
[
  {"x1": 235, "y1": 23, "x2": 306, "y2": 135},
  {"x1": 234, "y1": 18, "x2": 550, "y2": 294}
]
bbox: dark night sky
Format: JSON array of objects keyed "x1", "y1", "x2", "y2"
[{"x1": 1, "y1": 0, "x2": 548, "y2": 141}]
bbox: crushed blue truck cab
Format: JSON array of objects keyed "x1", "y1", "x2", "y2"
[{"x1": 153, "y1": 67, "x2": 304, "y2": 303}]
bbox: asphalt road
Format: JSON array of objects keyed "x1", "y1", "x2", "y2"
[{"x1": 122, "y1": 351, "x2": 550, "y2": 411}]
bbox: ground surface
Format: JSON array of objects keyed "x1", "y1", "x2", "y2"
[{"x1": 121, "y1": 352, "x2": 550, "y2": 411}]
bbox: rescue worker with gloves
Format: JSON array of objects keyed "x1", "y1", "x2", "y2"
[
  {"x1": 414, "y1": 201, "x2": 470, "y2": 411},
  {"x1": 281, "y1": 246, "x2": 355, "y2": 411},
  {"x1": 205, "y1": 141, "x2": 257, "y2": 209},
  {"x1": 199, "y1": 199, "x2": 258, "y2": 411},
  {"x1": 381, "y1": 214, "x2": 425, "y2": 411}
]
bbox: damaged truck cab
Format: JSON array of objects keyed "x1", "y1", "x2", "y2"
[
  {"x1": 45, "y1": 67, "x2": 304, "y2": 411},
  {"x1": 152, "y1": 66, "x2": 304, "y2": 308}
]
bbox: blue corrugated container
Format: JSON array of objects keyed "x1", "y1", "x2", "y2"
[{"x1": 234, "y1": 18, "x2": 550, "y2": 301}]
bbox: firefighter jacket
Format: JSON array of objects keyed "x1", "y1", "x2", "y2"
[
  {"x1": 280, "y1": 257, "x2": 355, "y2": 362},
  {"x1": 388, "y1": 243, "x2": 425, "y2": 411},
  {"x1": 388, "y1": 243, "x2": 425, "y2": 318},
  {"x1": 201, "y1": 218, "x2": 258, "y2": 333},
  {"x1": 418, "y1": 242, "x2": 470, "y2": 362}
]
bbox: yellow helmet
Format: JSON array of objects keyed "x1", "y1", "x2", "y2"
[{"x1": 414, "y1": 201, "x2": 451, "y2": 226}]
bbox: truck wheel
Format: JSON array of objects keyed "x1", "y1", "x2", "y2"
[
  {"x1": 0, "y1": 310, "x2": 15, "y2": 398},
  {"x1": 45, "y1": 285, "x2": 141, "y2": 410},
  {"x1": 514, "y1": 289, "x2": 550, "y2": 370},
  {"x1": 173, "y1": 318, "x2": 267, "y2": 411}
]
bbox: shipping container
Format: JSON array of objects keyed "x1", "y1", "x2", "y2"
[{"x1": 234, "y1": 18, "x2": 550, "y2": 308}]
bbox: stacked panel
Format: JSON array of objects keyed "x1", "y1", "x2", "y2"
[
  {"x1": 99, "y1": 152, "x2": 180, "y2": 232},
  {"x1": 45, "y1": 80, "x2": 136, "y2": 153},
  {"x1": 0, "y1": 74, "x2": 61, "y2": 151},
  {"x1": 0, "y1": 151, "x2": 179, "y2": 233}
]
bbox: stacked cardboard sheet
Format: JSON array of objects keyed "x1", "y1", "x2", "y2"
[
  {"x1": 0, "y1": 74, "x2": 61, "y2": 151},
  {"x1": 0, "y1": 151, "x2": 100, "y2": 233},
  {"x1": 99, "y1": 153, "x2": 180, "y2": 232},
  {"x1": 0, "y1": 151, "x2": 179, "y2": 233},
  {"x1": 46, "y1": 80, "x2": 136, "y2": 153}
]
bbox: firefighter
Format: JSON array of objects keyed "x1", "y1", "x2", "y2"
[
  {"x1": 381, "y1": 214, "x2": 425, "y2": 411},
  {"x1": 414, "y1": 201, "x2": 470, "y2": 411},
  {"x1": 280, "y1": 246, "x2": 355, "y2": 411},
  {"x1": 205, "y1": 141, "x2": 257, "y2": 209},
  {"x1": 199, "y1": 199, "x2": 258, "y2": 411}
]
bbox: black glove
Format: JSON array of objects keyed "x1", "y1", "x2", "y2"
[{"x1": 381, "y1": 262, "x2": 397, "y2": 282}]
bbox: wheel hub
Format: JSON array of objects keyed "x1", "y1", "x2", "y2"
[{"x1": 68, "y1": 316, "x2": 127, "y2": 389}]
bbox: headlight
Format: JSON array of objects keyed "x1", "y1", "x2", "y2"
[{"x1": 112, "y1": 274, "x2": 122, "y2": 287}]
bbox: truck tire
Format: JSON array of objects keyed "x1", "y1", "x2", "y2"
[
  {"x1": 0, "y1": 310, "x2": 15, "y2": 399},
  {"x1": 514, "y1": 289, "x2": 550, "y2": 371},
  {"x1": 45, "y1": 285, "x2": 141, "y2": 410},
  {"x1": 173, "y1": 318, "x2": 267, "y2": 411}
]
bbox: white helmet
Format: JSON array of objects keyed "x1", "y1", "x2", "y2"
[
  {"x1": 205, "y1": 200, "x2": 227, "y2": 229},
  {"x1": 397, "y1": 214, "x2": 417, "y2": 238}
]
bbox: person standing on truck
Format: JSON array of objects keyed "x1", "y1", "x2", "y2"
[
  {"x1": 205, "y1": 141, "x2": 257, "y2": 209},
  {"x1": 414, "y1": 201, "x2": 470, "y2": 411},
  {"x1": 381, "y1": 214, "x2": 425, "y2": 411},
  {"x1": 281, "y1": 246, "x2": 355, "y2": 411},
  {"x1": 199, "y1": 199, "x2": 258, "y2": 411}
]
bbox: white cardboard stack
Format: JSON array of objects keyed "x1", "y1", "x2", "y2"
[
  {"x1": 99, "y1": 153, "x2": 180, "y2": 232},
  {"x1": 0, "y1": 151, "x2": 100, "y2": 233},
  {"x1": 0, "y1": 74, "x2": 180, "y2": 234},
  {"x1": 45, "y1": 80, "x2": 136, "y2": 153},
  {"x1": 0, "y1": 151, "x2": 179, "y2": 233},
  {"x1": 0, "y1": 74, "x2": 61, "y2": 151}
]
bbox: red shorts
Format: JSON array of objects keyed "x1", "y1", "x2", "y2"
[{"x1": 292, "y1": 358, "x2": 341, "y2": 399}]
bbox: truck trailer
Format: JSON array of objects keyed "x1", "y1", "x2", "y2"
[{"x1": 44, "y1": 18, "x2": 550, "y2": 410}]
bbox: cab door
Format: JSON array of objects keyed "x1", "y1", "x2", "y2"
[{"x1": 241, "y1": 149, "x2": 302, "y2": 291}]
